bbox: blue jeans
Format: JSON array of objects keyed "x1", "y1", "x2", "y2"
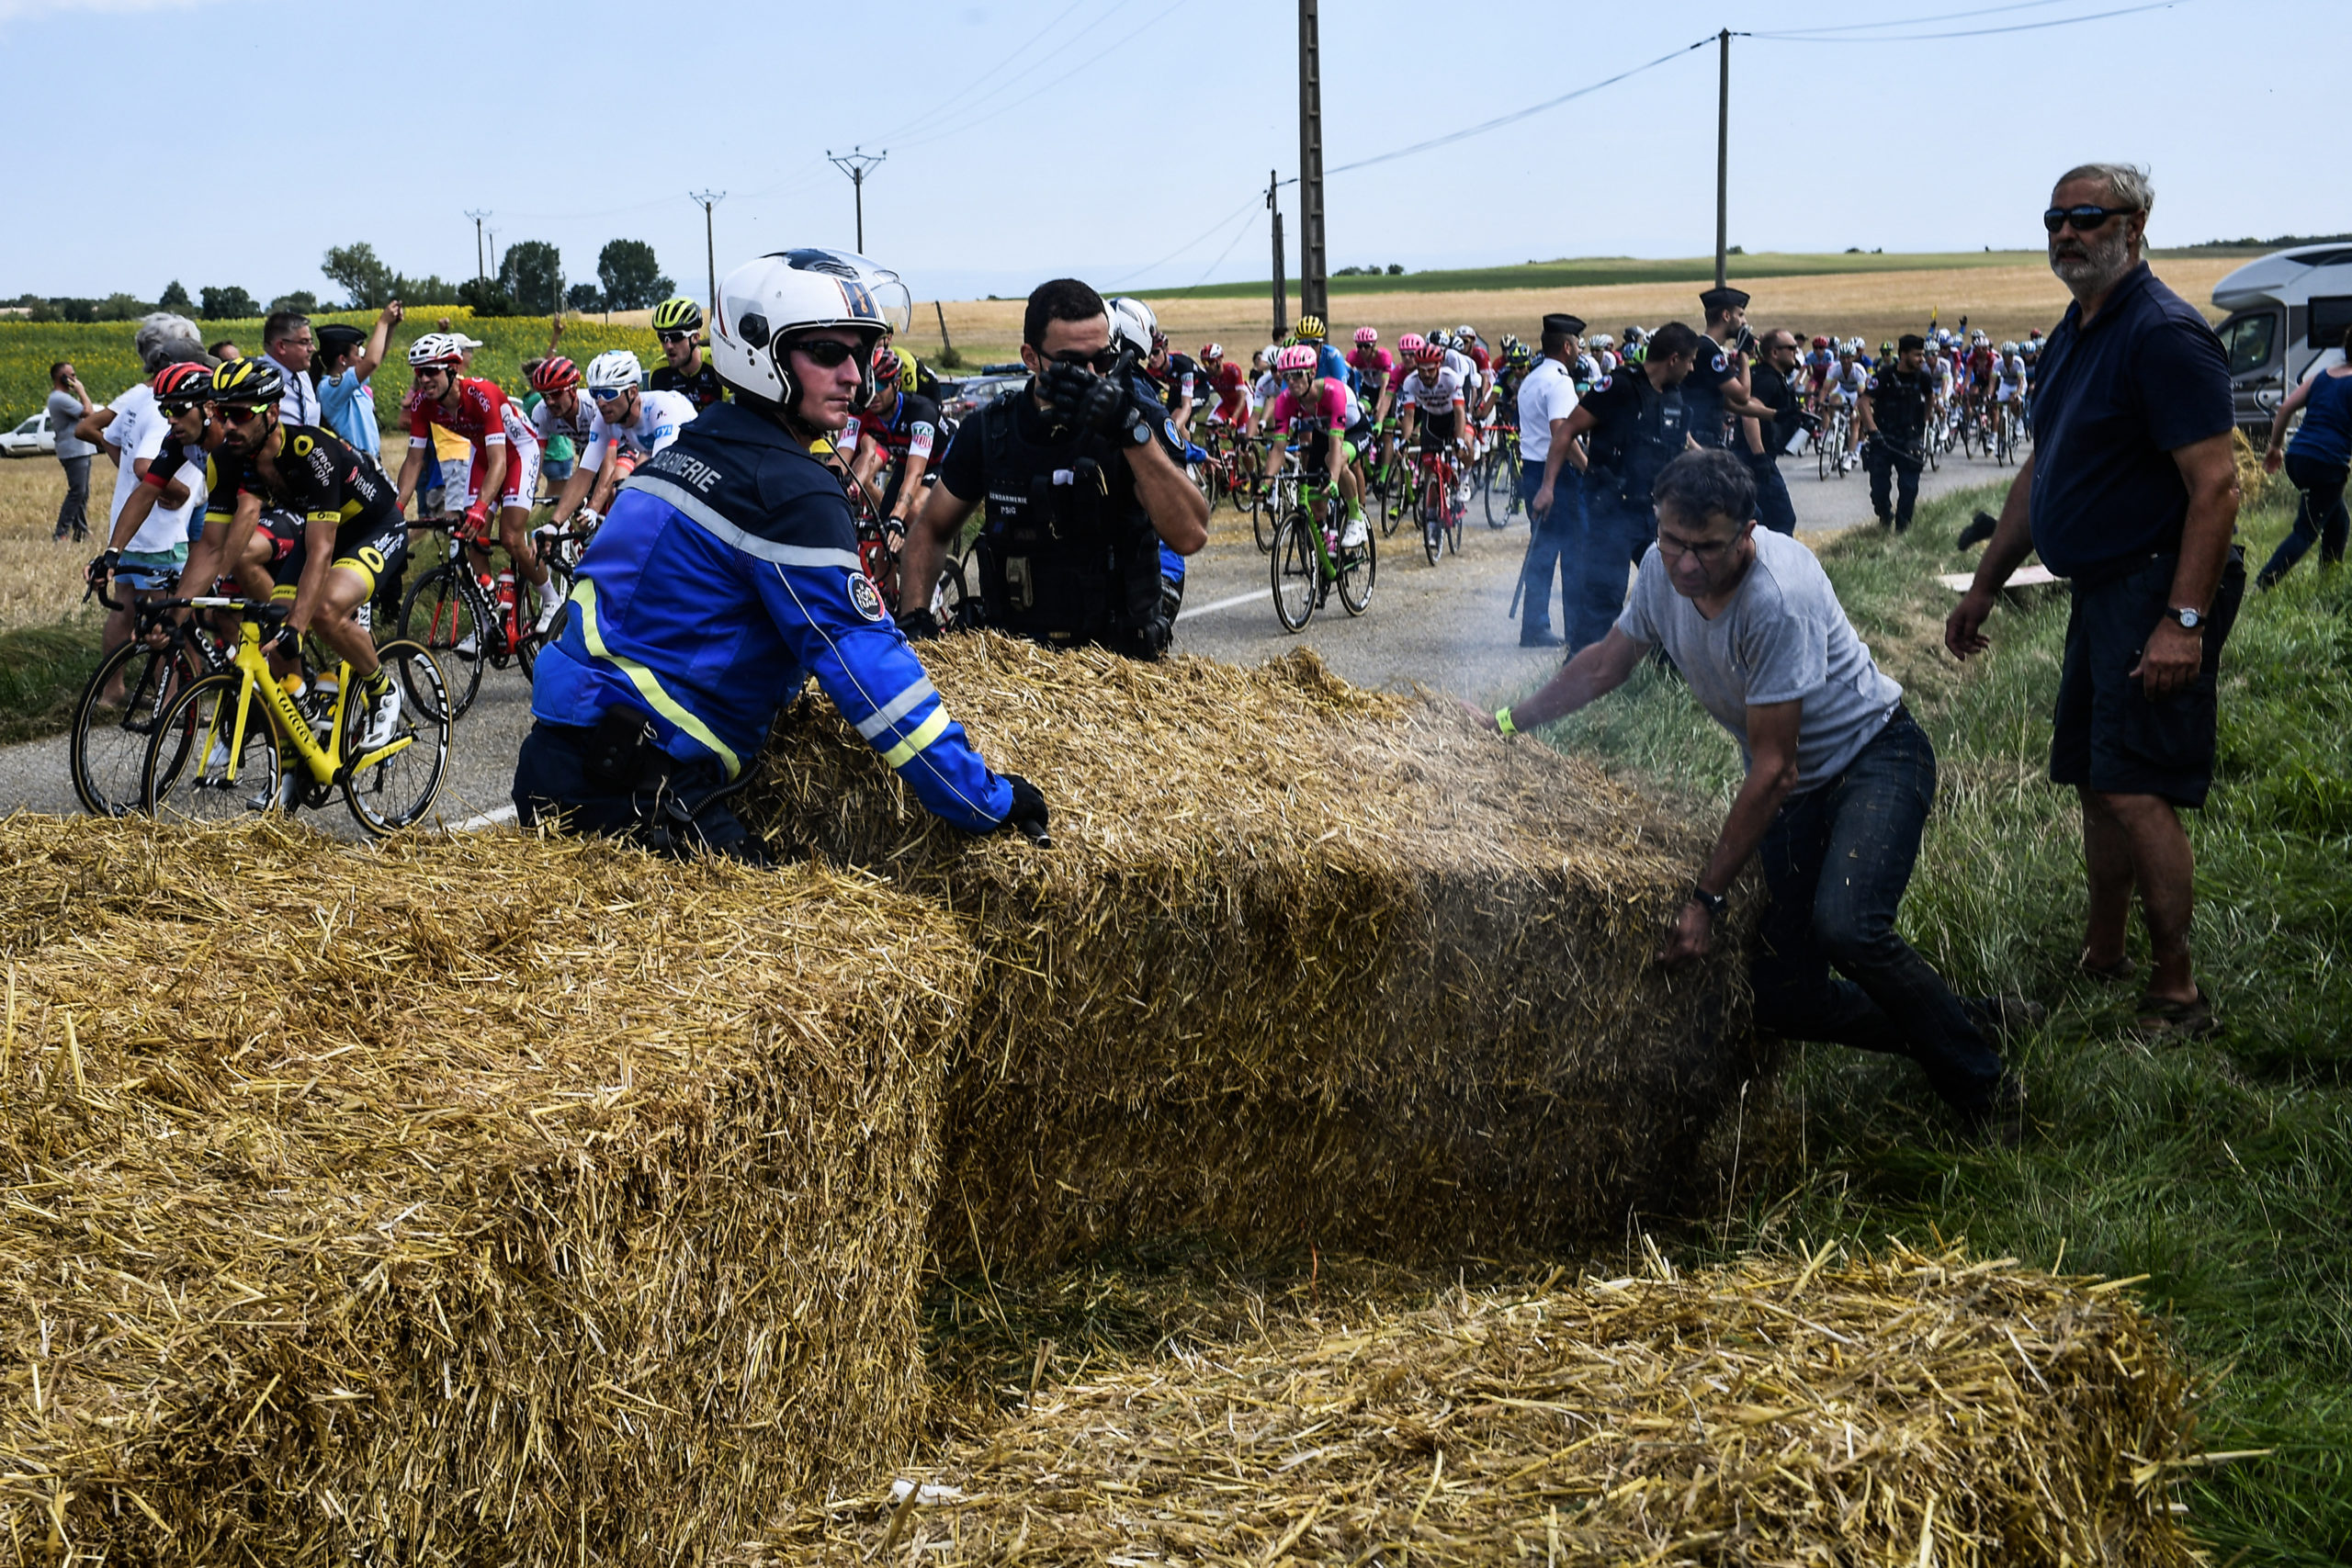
[
  {"x1": 1518, "y1": 457, "x2": 1583, "y2": 637},
  {"x1": 1571, "y1": 494, "x2": 1652, "y2": 651},
  {"x1": 1752, "y1": 709, "x2": 2005, "y2": 1113},
  {"x1": 1751, "y1": 452, "x2": 1796, "y2": 536},
  {"x1": 2256, "y1": 450, "x2": 2348, "y2": 583}
]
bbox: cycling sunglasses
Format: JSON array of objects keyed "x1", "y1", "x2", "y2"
[
  {"x1": 588, "y1": 386, "x2": 630, "y2": 401},
  {"x1": 218, "y1": 403, "x2": 272, "y2": 425},
  {"x1": 790, "y1": 337, "x2": 865, "y2": 368},
  {"x1": 2043, "y1": 204, "x2": 2138, "y2": 234},
  {"x1": 656, "y1": 331, "x2": 695, "y2": 345}
]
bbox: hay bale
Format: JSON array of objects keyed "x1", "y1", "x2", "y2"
[
  {"x1": 746, "y1": 635, "x2": 1767, "y2": 1271},
  {"x1": 0, "y1": 818, "x2": 975, "y2": 1566},
  {"x1": 768, "y1": 1245, "x2": 2204, "y2": 1565}
]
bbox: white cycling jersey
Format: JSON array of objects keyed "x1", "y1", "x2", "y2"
[
  {"x1": 1443, "y1": 347, "x2": 1479, "y2": 396},
  {"x1": 1997, "y1": 355, "x2": 2028, "y2": 396},
  {"x1": 580, "y1": 389, "x2": 698, "y2": 474},
  {"x1": 1825, "y1": 364, "x2": 1870, "y2": 404},
  {"x1": 1394, "y1": 366, "x2": 1467, "y2": 413},
  {"x1": 530, "y1": 391, "x2": 597, "y2": 446}
]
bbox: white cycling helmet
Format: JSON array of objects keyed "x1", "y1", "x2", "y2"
[
  {"x1": 583, "y1": 349, "x2": 643, "y2": 392},
  {"x1": 2000, "y1": 341, "x2": 2018, "y2": 356},
  {"x1": 406, "y1": 332, "x2": 466, "y2": 369},
  {"x1": 1106, "y1": 296, "x2": 1158, "y2": 361},
  {"x1": 708, "y1": 249, "x2": 907, "y2": 406},
  {"x1": 1455, "y1": 322, "x2": 1478, "y2": 342}
]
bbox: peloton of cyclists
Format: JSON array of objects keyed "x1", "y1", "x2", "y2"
[{"x1": 1259, "y1": 344, "x2": 1372, "y2": 547}]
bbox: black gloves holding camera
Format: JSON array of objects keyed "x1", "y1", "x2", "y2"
[
  {"x1": 1040, "y1": 352, "x2": 1144, "y2": 443},
  {"x1": 1000, "y1": 773, "x2": 1051, "y2": 847}
]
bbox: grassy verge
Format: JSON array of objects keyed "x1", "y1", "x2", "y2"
[
  {"x1": 920, "y1": 479, "x2": 2350, "y2": 1562},
  {"x1": 0, "y1": 618, "x2": 103, "y2": 745}
]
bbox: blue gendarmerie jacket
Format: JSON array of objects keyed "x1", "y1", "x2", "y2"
[{"x1": 531, "y1": 400, "x2": 1012, "y2": 833}]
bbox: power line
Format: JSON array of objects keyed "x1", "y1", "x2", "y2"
[
  {"x1": 875, "y1": 0, "x2": 1137, "y2": 148},
  {"x1": 1758, "y1": 0, "x2": 2098, "y2": 34},
  {"x1": 1751, "y1": 0, "x2": 2184, "y2": 42},
  {"x1": 891, "y1": 0, "x2": 1193, "y2": 152},
  {"x1": 1102, "y1": 192, "x2": 1265, "y2": 292}
]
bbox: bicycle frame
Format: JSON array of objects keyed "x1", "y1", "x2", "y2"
[{"x1": 198, "y1": 608, "x2": 413, "y2": 788}]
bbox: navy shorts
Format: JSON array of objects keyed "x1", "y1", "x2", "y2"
[{"x1": 2050, "y1": 547, "x2": 2245, "y2": 807}]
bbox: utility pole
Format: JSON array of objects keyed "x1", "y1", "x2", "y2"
[
  {"x1": 1268, "y1": 172, "x2": 1287, "y2": 341},
  {"x1": 465, "y1": 209, "x2": 491, "y2": 282},
  {"x1": 688, "y1": 190, "x2": 727, "y2": 313},
  {"x1": 826, "y1": 147, "x2": 888, "y2": 253},
  {"x1": 1714, "y1": 28, "x2": 1731, "y2": 291},
  {"x1": 1297, "y1": 0, "x2": 1328, "y2": 323}
]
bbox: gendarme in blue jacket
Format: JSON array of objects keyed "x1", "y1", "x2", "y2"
[{"x1": 530, "y1": 400, "x2": 1012, "y2": 833}]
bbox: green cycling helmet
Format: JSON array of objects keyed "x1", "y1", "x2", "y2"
[{"x1": 650, "y1": 296, "x2": 706, "y2": 334}]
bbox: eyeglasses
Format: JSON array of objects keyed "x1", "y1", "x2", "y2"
[
  {"x1": 219, "y1": 404, "x2": 272, "y2": 426},
  {"x1": 657, "y1": 331, "x2": 695, "y2": 345},
  {"x1": 2043, "y1": 204, "x2": 2138, "y2": 234},
  {"x1": 588, "y1": 386, "x2": 629, "y2": 401},
  {"x1": 1656, "y1": 532, "x2": 1736, "y2": 562},
  {"x1": 1044, "y1": 347, "x2": 1119, "y2": 373},
  {"x1": 792, "y1": 338, "x2": 864, "y2": 368}
]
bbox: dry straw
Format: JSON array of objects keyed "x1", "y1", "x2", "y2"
[
  {"x1": 0, "y1": 815, "x2": 976, "y2": 1566},
  {"x1": 771, "y1": 1243, "x2": 2205, "y2": 1566},
  {"x1": 745, "y1": 635, "x2": 1769, "y2": 1272}
]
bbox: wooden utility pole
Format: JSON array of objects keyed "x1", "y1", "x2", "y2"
[
  {"x1": 1714, "y1": 28, "x2": 1731, "y2": 290},
  {"x1": 465, "y1": 210, "x2": 490, "y2": 282},
  {"x1": 1268, "y1": 172, "x2": 1287, "y2": 341},
  {"x1": 1298, "y1": 0, "x2": 1328, "y2": 322},
  {"x1": 827, "y1": 148, "x2": 887, "y2": 253},
  {"x1": 690, "y1": 190, "x2": 726, "y2": 314}
]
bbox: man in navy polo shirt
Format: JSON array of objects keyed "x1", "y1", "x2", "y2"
[{"x1": 1947, "y1": 163, "x2": 2242, "y2": 1041}]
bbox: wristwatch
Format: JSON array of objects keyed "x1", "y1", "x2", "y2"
[
  {"x1": 1690, "y1": 886, "x2": 1728, "y2": 920},
  {"x1": 2163, "y1": 605, "x2": 2206, "y2": 632}
]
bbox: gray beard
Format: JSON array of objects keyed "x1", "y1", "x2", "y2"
[{"x1": 2051, "y1": 230, "x2": 2135, "y2": 302}]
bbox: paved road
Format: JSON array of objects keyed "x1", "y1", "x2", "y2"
[{"x1": 0, "y1": 446, "x2": 2015, "y2": 825}]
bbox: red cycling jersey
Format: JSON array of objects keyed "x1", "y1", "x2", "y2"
[
  {"x1": 407, "y1": 377, "x2": 540, "y2": 508},
  {"x1": 1206, "y1": 359, "x2": 1250, "y2": 422}
]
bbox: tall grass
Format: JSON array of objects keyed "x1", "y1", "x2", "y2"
[{"x1": 1532, "y1": 479, "x2": 2352, "y2": 1563}]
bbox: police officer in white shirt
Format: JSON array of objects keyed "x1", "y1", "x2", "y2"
[{"x1": 1516, "y1": 312, "x2": 1586, "y2": 648}]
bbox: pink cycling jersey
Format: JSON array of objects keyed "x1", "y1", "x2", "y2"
[{"x1": 1264, "y1": 377, "x2": 1351, "y2": 433}]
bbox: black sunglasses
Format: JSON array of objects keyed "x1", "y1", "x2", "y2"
[
  {"x1": 657, "y1": 331, "x2": 695, "y2": 345},
  {"x1": 219, "y1": 404, "x2": 272, "y2": 425},
  {"x1": 1045, "y1": 348, "x2": 1119, "y2": 373},
  {"x1": 2043, "y1": 204, "x2": 2138, "y2": 234},
  {"x1": 791, "y1": 338, "x2": 863, "y2": 367}
]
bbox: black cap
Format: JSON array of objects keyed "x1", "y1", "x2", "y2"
[
  {"x1": 1699, "y1": 286, "x2": 1751, "y2": 314},
  {"x1": 1542, "y1": 312, "x2": 1586, "y2": 338},
  {"x1": 316, "y1": 322, "x2": 366, "y2": 357}
]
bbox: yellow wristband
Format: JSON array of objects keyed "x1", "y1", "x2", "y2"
[{"x1": 1495, "y1": 707, "x2": 1517, "y2": 737}]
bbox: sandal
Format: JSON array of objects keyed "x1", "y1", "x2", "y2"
[
  {"x1": 2134, "y1": 991, "x2": 2216, "y2": 1042},
  {"x1": 2076, "y1": 953, "x2": 2135, "y2": 985}
]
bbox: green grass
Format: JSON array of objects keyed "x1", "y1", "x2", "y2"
[
  {"x1": 1156, "y1": 248, "x2": 2073, "y2": 300},
  {"x1": 0, "y1": 618, "x2": 104, "y2": 744},
  {"x1": 1530, "y1": 479, "x2": 2352, "y2": 1564}
]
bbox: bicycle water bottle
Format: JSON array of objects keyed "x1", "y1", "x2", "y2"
[
  {"x1": 310, "y1": 672, "x2": 340, "y2": 745},
  {"x1": 494, "y1": 569, "x2": 517, "y2": 641}
]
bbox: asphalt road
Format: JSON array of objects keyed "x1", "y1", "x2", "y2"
[{"x1": 0, "y1": 445, "x2": 2016, "y2": 828}]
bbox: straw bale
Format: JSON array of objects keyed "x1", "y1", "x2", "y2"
[
  {"x1": 768, "y1": 1244, "x2": 2203, "y2": 1565},
  {"x1": 745, "y1": 634, "x2": 1769, "y2": 1271},
  {"x1": 0, "y1": 816, "x2": 976, "y2": 1566}
]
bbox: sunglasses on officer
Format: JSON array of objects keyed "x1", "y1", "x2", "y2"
[
  {"x1": 2042, "y1": 204, "x2": 2138, "y2": 234},
  {"x1": 1042, "y1": 347, "x2": 1120, "y2": 373},
  {"x1": 789, "y1": 337, "x2": 865, "y2": 368}
]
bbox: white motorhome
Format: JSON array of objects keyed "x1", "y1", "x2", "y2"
[{"x1": 2210, "y1": 243, "x2": 2352, "y2": 434}]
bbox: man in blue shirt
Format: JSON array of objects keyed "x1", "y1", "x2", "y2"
[
  {"x1": 515, "y1": 248, "x2": 1049, "y2": 861},
  {"x1": 316, "y1": 302, "x2": 402, "y2": 464},
  {"x1": 1947, "y1": 163, "x2": 2241, "y2": 1041}
]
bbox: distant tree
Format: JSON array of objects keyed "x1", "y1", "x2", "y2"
[
  {"x1": 566, "y1": 281, "x2": 605, "y2": 312},
  {"x1": 268, "y1": 290, "x2": 319, "y2": 315},
  {"x1": 458, "y1": 276, "x2": 518, "y2": 317},
  {"x1": 25, "y1": 299, "x2": 62, "y2": 321},
  {"x1": 1385, "y1": 264, "x2": 1404, "y2": 276},
  {"x1": 199, "y1": 285, "x2": 260, "y2": 320},
  {"x1": 497, "y1": 241, "x2": 563, "y2": 314},
  {"x1": 158, "y1": 280, "x2": 192, "y2": 310},
  {"x1": 597, "y1": 240, "x2": 673, "y2": 310},
  {"x1": 93, "y1": 293, "x2": 151, "y2": 321},
  {"x1": 322, "y1": 242, "x2": 400, "y2": 309}
]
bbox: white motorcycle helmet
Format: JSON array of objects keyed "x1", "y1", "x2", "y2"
[
  {"x1": 708, "y1": 249, "x2": 910, "y2": 408},
  {"x1": 1106, "y1": 296, "x2": 1158, "y2": 361},
  {"x1": 583, "y1": 349, "x2": 643, "y2": 393}
]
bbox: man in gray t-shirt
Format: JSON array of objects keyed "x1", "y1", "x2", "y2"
[
  {"x1": 46, "y1": 361, "x2": 100, "y2": 542},
  {"x1": 1483, "y1": 449, "x2": 2028, "y2": 1139}
]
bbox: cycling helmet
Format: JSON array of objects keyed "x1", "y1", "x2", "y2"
[
  {"x1": 1201, "y1": 342, "x2": 1224, "y2": 360},
  {"x1": 529, "y1": 355, "x2": 580, "y2": 392},
  {"x1": 153, "y1": 361, "x2": 213, "y2": 407},
  {"x1": 1413, "y1": 341, "x2": 1446, "y2": 367},
  {"x1": 1456, "y1": 323, "x2": 1478, "y2": 342},
  {"x1": 1811, "y1": 334, "x2": 1829, "y2": 349},
  {"x1": 1623, "y1": 325, "x2": 1646, "y2": 343},
  {"x1": 1274, "y1": 344, "x2": 1317, "y2": 374},
  {"x1": 584, "y1": 349, "x2": 643, "y2": 392},
  {"x1": 709, "y1": 249, "x2": 902, "y2": 406},
  {"x1": 1506, "y1": 343, "x2": 1532, "y2": 368},
  {"x1": 1294, "y1": 313, "x2": 1327, "y2": 342},
  {"x1": 211, "y1": 355, "x2": 283, "y2": 403},
  {"x1": 407, "y1": 332, "x2": 467, "y2": 370},
  {"x1": 1353, "y1": 326, "x2": 1378, "y2": 344},
  {"x1": 1971, "y1": 329, "x2": 1989, "y2": 344},
  {"x1": 1106, "y1": 296, "x2": 1159, "y2": 359},
  {"x1": 1396, "y1": 332, "x2": 1426, "y2": 357},
  {"x1": 1880, "y1": 341, "x2": 1895, "y2": 356},
  {"x1": 650, "y1": 296, "x2": 706, "y2": 334},
  {"x1": 2000, "y1": 341, "x2": 2018, "y2": 355},
  {"x1": 1498, "y1": 333, "x2": 1521, "y2": 354},
  {"x1": 894, "y1": 346, "x2": 918, "y2": 392}
]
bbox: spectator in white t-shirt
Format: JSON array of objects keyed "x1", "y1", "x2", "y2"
[
  {"x1": 45, "y1": 361, "x2": 99, "y2": 542},
  {"x1": 1515, "y1": 312, "x2": 1587, "y2": 648}
]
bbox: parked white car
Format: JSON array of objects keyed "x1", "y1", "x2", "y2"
[{"x1": 1, "y1": 412, "x2": 58, "y2": 458}]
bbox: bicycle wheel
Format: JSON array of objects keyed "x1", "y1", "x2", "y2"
[
  {"x1": 71, "y1": 636, "x2": 200, "y2": 817},
  {"x1": 398, "y1": 563, "x2": 487, "y2": 721},
  {"x1": 1251, "y1": 480, "x2": 1277, "y2": 554},
  {"x1": 344, "y1": 640, "x2": 451, "y2": 835},
  {"x1": 1337, "y1": 525, "x2": 1376, "y2": 615},
  {"x1": 1420, "y1": 471, "x2": 1442, "y2": 565},
  {"x1": 1818, "y1": 418, "x2": 1835, "y2": 480},
  {"x1": 1270, "y1": 512, "x2": 1318, "y2": 632},
  {"x1": 141, "y1": 671, "x2": 280, "y2": 824}
]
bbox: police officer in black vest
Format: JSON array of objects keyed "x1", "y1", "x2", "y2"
[
  {"x1": 1554, "y1": 320, "x2": 1701, "y2": 650},
  {"x1": 1857, "y1": 333, "x2": 1936, "y2": 532},
  {"x1": 1688, "y1": 287, "x2": 1802, "y2": 536},
  {"x1": 899, "y1": 278, "x2": 1208, "y2": 657}
]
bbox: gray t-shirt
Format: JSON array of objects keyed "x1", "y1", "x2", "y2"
[
  {"x1": 46, "y1": 389, "x2": 97, "y2": 460},
  {"x1": 1615, "y1": 527, "x2": 1902, "y2": 791}
]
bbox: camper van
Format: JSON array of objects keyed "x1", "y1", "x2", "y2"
[{"x1": 2211, "y1": 243, "x2": 2352, "y2": 434}]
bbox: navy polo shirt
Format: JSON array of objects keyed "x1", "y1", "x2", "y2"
[{"x1": 2028, "y1": 262, "x2": 2232, "y2": 583}]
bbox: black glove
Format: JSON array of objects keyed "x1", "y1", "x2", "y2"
[
  {"x1": 1001, "y1": 773, "x2": 1050, "y2": 847},
  {"x1": 1039, "y1": 361, "x2": 1099, "y2": 431},
  {"x1": 896, "y1": 605, "x2": 941, "y2": 640},
  {"x1": 262, "y1": 622, "x2": 302, "y2": 660},
  {"x1": 85, "y1": 548, "x2": 119, "y2": 588},
  {"x1": 1794, "y1": 411, "x2": 1825, "y2": 436}
]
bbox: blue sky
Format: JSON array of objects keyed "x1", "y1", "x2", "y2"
[{"x1": 3, "y1": 0, "x2": 2337, "y2": 306}]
